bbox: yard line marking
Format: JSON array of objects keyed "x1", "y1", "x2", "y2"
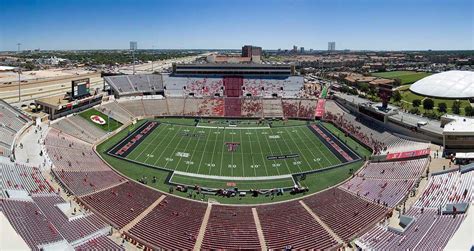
[
  {"x1": 246, "y1": 129, "x2": 259, "y2": 177},
  {"x1": 281, "y1": 127, "x2": 307, "y2": 173},
  {"x1": 176, "y1": 126, "x2": 199, "y2": 172},
  {"x1": 254, "y1": 129, "x2": 271, "y2": 176},
  {"x1": 300, "y1": 126, "x2": 336, "y2": 167},
  {"x1": 162, "y1": 124, "x2": 191, "y2": 169},
  {"x1": 260, "y1": 129, "x2": 281, "y2": 176},
  {"x1": 133, "y1": 123, "x2": 169, "y2": 162},
  {"x1": 219, "y1": 128, "x2": 227, "y2": 176},
  {"x1": 197, "y1": 127, "x2": 212, "y2": 174},
  {"x1": 145, "y1": 124, "x2": 181, "y2": 164},
  {"x1": 151, "y1": 124, "x2": 182, "y2": 167},
  {"x1": 294, "y1": 126, "x2": 328, "y2": 168},
  {"x1": 268, "y1": 127, "x2": 293, "y2": 174},
  {"x1": 238, "y1": 129, "x2": 246, "y2": 177}
]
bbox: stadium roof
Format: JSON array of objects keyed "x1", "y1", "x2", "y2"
[{"x1": 409, "y1": 70, "x2": 474, "y2": 99}]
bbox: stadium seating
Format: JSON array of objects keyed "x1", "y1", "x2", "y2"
[
  {"x1": 164, "y1": 76, "x2": 224, "y2": 97},
  {"x1": 32, "y1": 195, "x2": 109, "y2": 242},
  {"x1": 282, "y1": 99, "x2": 299, "y2": 118},
  {"x1": 357, "y1": 207, "x2": 466, "y2": 250},
  {"x1": 75, "y1": 235, "x2": 124, "y2": 251},
  {"x1": 303, "y1": 188, "x2": 388, "y2": 242},
  {"x1": 413, "y1": 169, "x2": 473, "y2": 208},
  {"x1": 117, "y1": 99, "x2": 146, "y2": 117},
  {"x1": 97, "y1": 101, "x2": 133, "y2": 124},
  {"x1": 257, "y1": 201, "x2": 339, "y2": 249},
  {"x1": 2, "y1": 199, "x2": 66, "y2": 250},
  {"x1": 357, "y1": 158, "x2": 428, "y2": 179},
  {"x1": 44, "y1": 128, "x2": 124, "y2": 196},
  {"x1": 224, "y1": 97, "x2": 242, "y2": 117},
  {"x1": 241, "y1": 98, "x2": 263, "y2": 117},
  {"x1": 166, "y1": 98, "x2": 185, "y2": 115},
  {"x1": 0, "y1": 161, "x2": 55, "y2": 197},
  {"x1": 51, "y1": 117, "x2": 104, "y2": 144},
  {"x1": 324, "y1": 109, "x2": 430, "y2": 155},
  {"x1": 262, "y1": 99, "x2": 283, "y2": 117},
  {"x1": 105, "y1": 74, "x2": 164, "y2": 95},
  {"x1": 79, "y1": 181, "x2": 162, "y2": 228},
  {"x1": 142, "y1": 99, "x2": 168, "y2": 116},
  {"x1": 128, "y1": 196, "x2": 207, "y2": 250},
  {"x1": 202, "y1": 205, "x2": 261, "y2": 250},
  {"x1": 340, "y1": 177, "x2": 415, "y2": 207},
  {"x1": 0, "y1": 99, "x2": 30, "y2": 156}
]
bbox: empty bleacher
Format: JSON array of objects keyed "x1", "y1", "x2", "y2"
[
  {"x1": 257, "y1": 201, "x2": 339, "y2": 249},
  {"x1": 262, "y1": 99, "x2": 283, "y2": 117},
  {"x1": 202, "y1": 205, "x2": 261, "y2": 250},
  {"x1": 303, "y1": 188, "x2": 387, "y2": 242},
  {"x1": 79, "y1": 181, "x2": 162, "y2": 229},
  {"x1": 97, "y1": 101, "x2": 133, "y2": 124},
  {"x1": 117, "y1": 100, "x2": 146, "y2": 117},
  {"x1": 1, "y1": 161, "x2": 54, "y2": 197},
  {"x1": 128, "y1": 196, "x2": 207, "y2": 250}
]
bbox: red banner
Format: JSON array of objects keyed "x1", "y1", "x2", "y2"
[
  {"x1": 386, "y1": 148, "x2": 430, "y2": 160},
  {"x1": 315, "y1": 99, "x2": 326, "y2": 118}
]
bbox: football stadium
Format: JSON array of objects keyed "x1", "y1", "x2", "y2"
[{"x1": 1, "y1": 45, "x2": 473, "y2": 250}]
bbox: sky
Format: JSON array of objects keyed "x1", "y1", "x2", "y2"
[{"x1": 0, "y1": 0, "x2": 473, "y2": 51}]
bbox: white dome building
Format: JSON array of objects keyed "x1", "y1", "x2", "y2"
[{"x1": 409, "y1": 70, "x2": 474, "y2": 99}]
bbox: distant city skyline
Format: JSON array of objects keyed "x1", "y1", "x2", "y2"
[{"x1": 0, "y1": 0, "x2": 472, "y2": 51}]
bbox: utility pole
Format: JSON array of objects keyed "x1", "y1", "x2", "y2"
[{"x1": 17, "y1": 68, "x2": 22, "y2": 102}]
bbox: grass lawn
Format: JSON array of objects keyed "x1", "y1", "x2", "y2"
[
  {"x1": 321, "y1": 122, "x2": 372, "y2": 158},
  {"x1": 372, "y1": 71, "x2": 432, "y2": 85},
  {"x1": 96, "y1": 118, "x2": 368, "y2": 204},
  {"x1": 123, "y1": 122, "x2": 341, "y2": 177},
  {"x1": 79, "y1": 108, "x2": 123, "y2": 132},
  {"x1": 394, "y1": 90, "x2": 471, "y2": 116}
]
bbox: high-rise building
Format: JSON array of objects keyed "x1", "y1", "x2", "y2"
[
  {"x1": 238, "y1": 45, "x2": 262, "y2": 63},
  {"x1": 293, "y1": 45, "x2": 298, "y2": 52},
  {"x1": 300, "y1": 47, "x2": 305, "y2": 53},
  {"x1": 242, "y1": 45, "x2": 262, "y2": 57},
  {"x1": 328, "y1": 42, "x2": 336, "y2": 51}
]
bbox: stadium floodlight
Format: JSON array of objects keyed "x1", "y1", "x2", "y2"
[{"x1": 130, "y1": 41, "x2": 138, "y2": 75}]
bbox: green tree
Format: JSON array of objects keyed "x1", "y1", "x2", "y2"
[
  {"x1": 358, "y1": 83, "x2": 369, "y2": 93},
  {"x1": 423, "y1": 98, "x2": 434, "y2": 110},
  {"x1": 465, "y1": 105, "x2": 474, "y2": 116},
  {"x1": 452, "y1": 100, "x2": 461, "y2": 114},
  {"x1": 438, "y1": 102, "x2": 447, "y2": 113},
  {"x1": 412, "y1": 99, "x2": 421, "y2": 107},
  {"x1": 392, "y1": 91, "x2": 402, "y2": 102}
]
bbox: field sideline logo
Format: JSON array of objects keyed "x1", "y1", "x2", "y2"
[{"x1": 90, "y1": 115, "x2": 106, "y2": 125}]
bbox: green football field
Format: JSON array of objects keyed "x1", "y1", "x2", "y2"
[
  {"x1": 371, "y1": 71, "x2": 432, "y2": 85},
  {"x1": 121, "y1": 122, "x2": 342, "y2": 177}
]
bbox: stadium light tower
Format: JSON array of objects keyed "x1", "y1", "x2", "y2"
[{"x1": 130, "y1": 41, "x2": 138, "y2": 75}]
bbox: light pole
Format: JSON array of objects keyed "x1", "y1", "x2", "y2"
[{"x1": 17, "y1": 68, "x2": 22, "y2": 102}]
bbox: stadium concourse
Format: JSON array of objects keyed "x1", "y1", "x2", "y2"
[{"x1": 1, "y1": 88, "x2": 472, "y2": 250}]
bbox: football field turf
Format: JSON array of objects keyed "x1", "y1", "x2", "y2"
[{"x1": 120, "y1": 122, "x2": 342, "y2": 177}]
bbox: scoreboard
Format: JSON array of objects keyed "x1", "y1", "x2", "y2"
[{"x1": 71, "y1": 78, "x2": 91, "y2": 99}]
